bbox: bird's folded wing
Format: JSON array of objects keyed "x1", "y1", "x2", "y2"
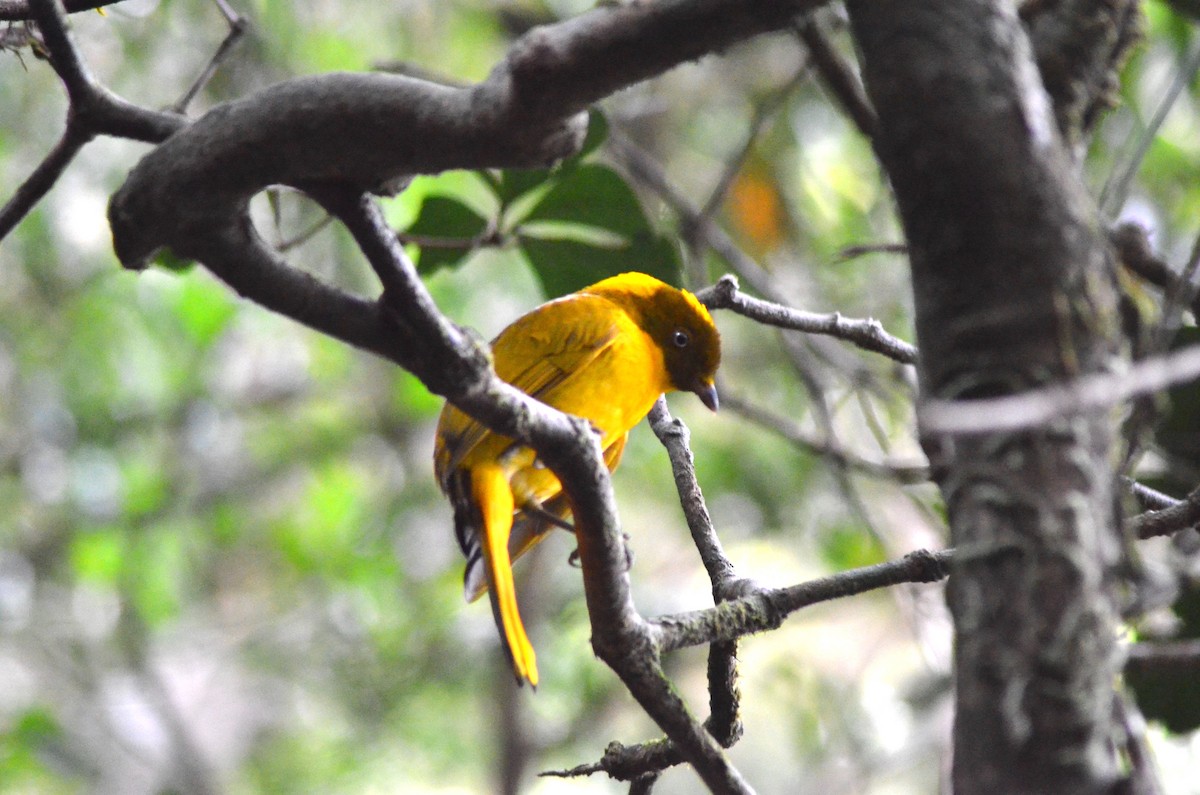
[{"x1": 437, "y1": 295, "x2": 622, "y2": 478}]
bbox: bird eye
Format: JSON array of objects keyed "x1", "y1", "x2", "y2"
[{"x1": 672, "y1": 329, "x2": 690, "y2": 348}]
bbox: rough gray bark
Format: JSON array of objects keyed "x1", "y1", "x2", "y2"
[{"x1": 846, "y1": 0, "x2": 1127, "y2": 792}]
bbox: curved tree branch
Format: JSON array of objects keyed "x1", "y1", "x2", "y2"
[{"x1": 0, "y1": 0, "x2": 114, "y2": 20}]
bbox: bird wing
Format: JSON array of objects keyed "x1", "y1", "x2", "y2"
[{"x1": 435, "y1": 294, "x2": 622, "y2": 481}]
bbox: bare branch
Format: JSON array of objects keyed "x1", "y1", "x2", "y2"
[
  {"x1": 793, "y1": 15, "x2": 877, "y2": 138},
  {"x1": 721, "y1": 392, "x2": 929, "y2": 483},
  {"x1": 1122, "y1": 476, "x2": 1178, "y2": 512},
  {"x1": 1110, "y1": 223, "x2": 1200, "y2": 320},
  {"x1": 28, "y1": 0, "x2": 182, "y2": 141},
  {"x1": 698, "y1": 274, "x2": 919, "y2": 365},
  {"x1": 654, "y1": 548, "x2": 953, "y2": 654},
  {"x1": 1098, "y1": 28, "x2": 1200, "y2": 218},
  {"x1": 0, "y1": 124, "x2": 89, "y2": 239},
  {"x1": 1129, "y1": 483, "x2": 1200, "y2": 540},
  {"x1": 1024, "y1": 0, "x2": 1141, "y2": 148},
  {"x1": 919, "y1": 343, "x2": 1200, "y2": 436},
  {"x1": 1125, "y1": 639, "x2": 1200, "y2": 671},
  {"x1": 648, "y1": 399, "x2": 745, "y2": 745},
  {"x1": 836, "y1": 242, "x2": 907, "y2": 261},
  {"x1": 1111, "y1": 691, "x2": 1164, "y2": 795},
  {"x1": 172, "y1": 4, "x2": 249, "y2": 114},
  {"x1": 1, "y1": 0, "x2": 182, "y2": 242},
  {"x1": 698, "y1": 61, "x2": 812, "y2": 222},
  {"x1": 648, "y1": 399, "x2": 740, "y2": 592}
]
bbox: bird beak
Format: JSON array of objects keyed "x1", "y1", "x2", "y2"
[{"x1": 695, "y1": 380, "x2": 719, "y2": 412}]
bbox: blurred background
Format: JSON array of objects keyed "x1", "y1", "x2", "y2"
[{"x1": 2, "y1": 0, "x2": 1200, "y2": 792}]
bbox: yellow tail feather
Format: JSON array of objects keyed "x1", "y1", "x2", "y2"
[{"x1": 472, "y1": 464, "x2": 539, "y2": 688}]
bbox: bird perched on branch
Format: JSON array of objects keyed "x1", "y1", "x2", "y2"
[{"x1": 434, "y1": 272, "x2": 721, "y2": 687}]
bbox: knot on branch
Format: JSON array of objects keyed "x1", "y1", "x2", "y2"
[
  {"x1": 701, "y1": 273, "x2": 740, "y2": 309},
  {"x1": 904, "y1": 548, "x2": 953, "y2": 582},
  {"x1": 713, "y1": 576, "x2": 763, "y2": 604},
  {"x1": 600, "y1": 739, "x2": 676, "y2": 782}
]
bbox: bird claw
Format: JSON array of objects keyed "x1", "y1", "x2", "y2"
[{"x1": 566, "y1": 535, "x2": 633, "y2": 571}]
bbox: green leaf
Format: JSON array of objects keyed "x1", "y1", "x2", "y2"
[
  {"x1": 404, "y1": 195, "x2": 489, "y2": 275},
  {"x1": 519, "y1": 232, "x2": 681, "y2": 299},
  {"x1": 491, "y1": 168, "x2": 553, "y2": 207},
  {"x1": 524, "y1": 163, "x2": 649, "y2": 238},
  {"x1": 484, "y1": 112, "x2": 609, "y2": 208}
]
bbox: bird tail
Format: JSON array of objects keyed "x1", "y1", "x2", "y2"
[{"x1": 471, "y1": 463, "x2": 539, "y2": 688}]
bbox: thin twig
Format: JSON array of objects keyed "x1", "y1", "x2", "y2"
[
  {"x1": 172, "y1": 2, "x2": 248, "y2": 114},
  {"x1": 793, "y1": 15, "x2": 877, "y2": 138},
  {"x1": 0, "y1": 124, "x2": 89, "y2": 240},
  {"x1": 648, "y1": 399, "x2": 740, "y2": 591},
  {"x1": 277, "y1": 212, "x2": 335, "y2": 252},
  {"x1": 836, "y1": 241, "x2": 907, "y2": 261},
  {"x1": 699, "y1": 61, "x2": 812, "y2": 222},
  {"x1": 1151, "y1": 225, "x2": 1200, "y2": 353},
  {"x1": 1129, "y1": 483, "x2": 1200, "y2": 540},
  {"x1": 919, "y1": 342, "x2": 1200, "y2": 436},
  {"x1": 1099, "y1": 37, "x2": 1200, "y2": 218},
  {"x1": 698, "y1": 274, "x2": 918, "y2": 365},
  {"x1": 722, "y1": 392, "x2": 929, "y2": 483},
  {"x1": 654, "y1": 548, "x2": 954, "y2": 654},
  {"x1": 1122, "y1": 476, "x2": 1178, "y2": 512},
  {"x1": 1111, "y1": 223, "x2": 1200, "y2": 319},
  {"x1": 1125, "y1": 639, "x2": 1200, "y2": 671},
  {"x1": 1112, "y1": 690, "x2": 1163, "y2": 795}
]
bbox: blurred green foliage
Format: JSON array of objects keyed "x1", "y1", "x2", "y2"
[{"x1": 2, "y1": 1, "x2": 1200, "y2": 793}]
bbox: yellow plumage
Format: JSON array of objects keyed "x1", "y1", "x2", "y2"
[{"x1": 434, "y1": 272, "x2": 721, "y2": 687}]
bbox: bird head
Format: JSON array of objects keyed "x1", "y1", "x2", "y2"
[{"x1": 584, "y1": 273, "x2": 721, "y2": 411}]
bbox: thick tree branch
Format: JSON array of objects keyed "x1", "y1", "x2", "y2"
[
  {"x1": 0, "y1": 0, "x2": 114, "y2": 20},
  {"x1": 847, "y1": 0, "x2": 1127, "y2": 792},
  {"x1": 1024, "y1": 0, "x2": 1141, "y2": 149},
  {"x1": 109, "y1": 0, "x2": 823, "y2": 269}
]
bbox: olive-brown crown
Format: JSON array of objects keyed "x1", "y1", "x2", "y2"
[{"x1": 582, "y1": 272, "x2": 721, "y2": 401}]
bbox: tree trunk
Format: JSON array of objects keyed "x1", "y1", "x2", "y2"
[{"x1": 846, "y1": 0, "x2": 1127, "y2": 791}]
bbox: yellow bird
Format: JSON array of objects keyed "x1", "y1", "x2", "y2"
[{"x1": 434, "y1": 272, "x2": 721, "y2": 687}]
